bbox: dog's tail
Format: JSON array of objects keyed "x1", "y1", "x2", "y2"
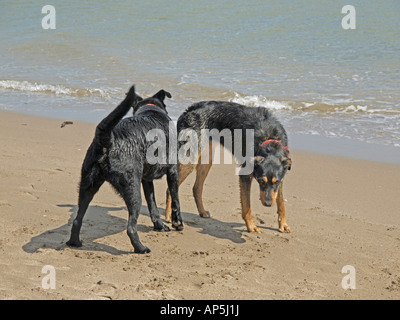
[{"x1": 95, "y1": 85, "x2": 137, "y2": 148}]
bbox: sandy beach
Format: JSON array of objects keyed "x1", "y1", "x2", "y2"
[{"x1": 0, "y1": 109, "x2": 399, "y2": 300}]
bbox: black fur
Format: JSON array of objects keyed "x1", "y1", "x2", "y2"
[
  {"x1": 67, "y1": 86, "x2": 183, "y2": 254},
  {"x1": 178, "y1": 101, "x2": 288, "y2": 153}
]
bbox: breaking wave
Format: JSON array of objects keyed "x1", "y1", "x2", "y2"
[
  {"x1": 0, "y1": 79, "x2": 113, "y2": 99},
  {"x1": 230, "y1": 92, "x2": 292, "y2": 110},
  {"x1": 229, "y1": 92, "x2": 400, "y2": 116}
]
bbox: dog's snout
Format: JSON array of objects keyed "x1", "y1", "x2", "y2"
[
  {"x1": 260, "y1": 198, "x2": 272, "y2": 207},
  {"x1": 260, "y1": 189, "x2": 277, "y2": 207},
  {"x1": 260, "y1": 190, "x2": 273, "y2": 207},
  {"x1": 264, "y1": 200, "x2": 272, "y2": 207}
]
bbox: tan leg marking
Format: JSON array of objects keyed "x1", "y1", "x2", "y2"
[
  {"x1": 277, "y1": 181, "x2": 291, "y2": 232},
  {"x1": 240, "y1": 176, "x2": 261, "y2": 233}
]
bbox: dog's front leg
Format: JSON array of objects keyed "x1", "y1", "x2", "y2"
[
  {"x1": 239, "y1": 175, "x2": 261, "y2": 233},
  {"x1": 277, "y1": 181, "x2": 291, "y2": 233},
  {"x1": 142, "y1": 180, "x2": 170, "y2": 232},
  {"x1": 126, "y1": 206, "x2": 150, "y2": 253},
  {"x1": 123, "y1": 181, "x2": 151, "y2": 254},
  {"x1": 167, "y1": 167, "x2": 184, "y2": 231}
]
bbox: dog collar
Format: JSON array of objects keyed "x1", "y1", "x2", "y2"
[
  {"x1": 261, "y1": 139, "x2": 290, "y2": 157},
  {"x1": 145, "y1": 103, "x2": 158, "y2": 107}
]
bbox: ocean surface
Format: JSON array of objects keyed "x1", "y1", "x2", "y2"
[{"x1": 1, "y1": 1, "x2": 399, "y2": 163}]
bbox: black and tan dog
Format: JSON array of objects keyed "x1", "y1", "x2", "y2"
[
  {"x1": 165, "y1": 101, "x2": 292, "y2": 233},
  {"x1": 67, "y1": 86, "x2": 183, "y2": 254}
]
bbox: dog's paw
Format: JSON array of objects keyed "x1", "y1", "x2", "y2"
[
  {"x1": 248, "y1": 225, "x2": 262, "y2": 233},
  {"x1": 134, "y1": 246, "x2": 151, "y2": 254},
  {"x1": 199, "y1": 211, "x2": 211, "y2": 218},
  {"x1": 172, "y1": 221, "x2": 184, "y2": 231},
  {"x1": 154, "y1": 221, "x2": 171, "y2": 232},
  {"x1": 66, "y1": 239, "x2": 82, "y2": 247},
  {"x1": 279, "y1": 224, "x2": 291, "y2": 233}
]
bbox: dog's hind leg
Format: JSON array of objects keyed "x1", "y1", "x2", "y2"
[
  {"x1": 165, "y1": 162, "x2": 195, "y2": 222},
  {"x1": 239, "y1": 175, "x2": 261, "y2": 233},
  {"x1": 67, "y1": 177, "x2": 104, "y2": 247},
  {"x1": 193, "y1": 142, "x2": 213, "y2": 218},
  {"x1": 193, "y1": 162, "x2": 212, "y2": 218},
  {"x1": 142, "y1": 180, "x2": 170, "y2": 232},
  {"x1": 276, "y1": 181, "x2": 291, "y2": 233}
]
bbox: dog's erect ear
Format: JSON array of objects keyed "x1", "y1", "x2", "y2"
[
  {"x1": 126, "y1": 86, "x2": 143, "y2": 109},
  {"x1": 126, "y1": 86, "x2": 142, "y2": 106},
  {"x1": 153, "y1": 89, "x2": 172, "y2": 102},
  {"x1": 135, "y1": 94, "x2": 143, "y2": 102},
  {"x1": 125, "y1": 85, "x2": 136, "y2": 97},
  {"x1": 281, "y1": 157, "x2": 292, "y2": 170}
]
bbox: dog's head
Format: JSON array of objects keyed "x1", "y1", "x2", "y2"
[
  {"x1": 252, "y1": 143, "x2": 291, "y2": 207},
  {"x1": 132, "y1": 89, "x2": 172, "y2": 114}
]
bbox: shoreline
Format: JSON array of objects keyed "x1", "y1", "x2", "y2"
[
  {"x1": 2, "y1": 109, "x2": 399, "y2": 166},
  {"x1": 290, "y1": 133, "x2": 400, "y2": 165},
  {"x1": 1, "y1": 109, "x2": 399, "y2": 299}
]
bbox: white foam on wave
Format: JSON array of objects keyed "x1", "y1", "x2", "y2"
[
  {"x1": 300, "y1": 101, "x2": 400, "y2": 115},
  {"x1": 330, "y1": 104, "x2": 370, "y2": 114},
  {"x1": 0, "y1": 79, "x2": 112, "y2": 99},
  {"x1": 332, "y1": 104, "x2": 400, "y2": 115},
  {"x1": 0, "y1": 80, "x2": 72, "y2": 95},
  {"x1": 230, "y1": 92, "x2": 292, "y2": 110}
]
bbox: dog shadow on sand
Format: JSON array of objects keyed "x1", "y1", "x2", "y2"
[
  {"x1": 22, "y1": 204, "x2": 132, "y2": 255},
  {"x1": 22, "y1": 204, "x2": 276, "y2": 255}
]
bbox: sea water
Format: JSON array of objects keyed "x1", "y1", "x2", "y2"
[{"x1": 1, "y1": 0, "x2": 399, "y2": 163}]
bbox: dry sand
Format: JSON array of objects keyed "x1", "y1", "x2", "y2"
[{"x1": 0, "y1": 110, "x2": 399, "y2": 300}]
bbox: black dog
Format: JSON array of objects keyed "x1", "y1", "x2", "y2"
[
  {"x1": 67, "y1": 86, "x2": 183, "y2": 254},
  {"x1": 165, "y1": 101, "x2": 292, "y2": 233}
]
